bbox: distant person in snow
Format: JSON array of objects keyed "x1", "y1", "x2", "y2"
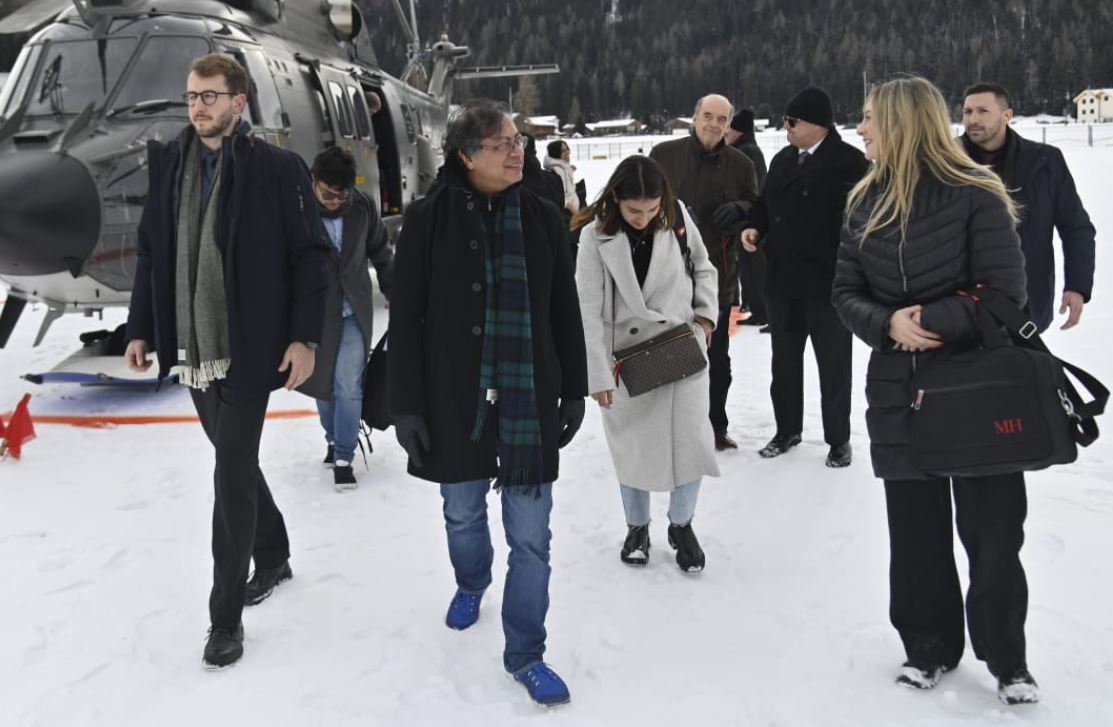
[
  {"x1": 573, "y1": 155, "x2": 720, "y2": 572},
  {"x1": 833, "y1": 76, "x2": 1038, "y2": 705},
  {"x1": 960, "y1": 81, "x2": 1095, "y2": 333},
  {"x1": 545, "y1": 138, "x2": 583, "y2": 260},
  {"x1": 724, "y1": 109, "x2": 769, "y2": 328},
  {"x1": 387, "y1": 100, "x2": 588, "y2": 707}
]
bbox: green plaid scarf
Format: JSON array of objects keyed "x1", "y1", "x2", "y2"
[{"x1": 470, "y1": 188, "x2": 544, "y2": 487}]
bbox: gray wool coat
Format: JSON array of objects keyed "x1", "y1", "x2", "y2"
[
  {"x1": 300, "y1": 190, "x2": 392, "y2": 400},
  {"x1": 576, "y1": 204, "x2": 721, "y2": 491}
]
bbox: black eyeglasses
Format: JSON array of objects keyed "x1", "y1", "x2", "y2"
[
  {"x1": 183, "y1": 91, "x2": 236, "y2": 106},
  {"x1": 316, "y1": 181, "x2": 351, "y2": 202},
  {"x1": 477, "y1": 134, "x2": 527, "y2": 154},
  {"x1": 784, "y1": 116, "x2": 800, "y2": 129}
]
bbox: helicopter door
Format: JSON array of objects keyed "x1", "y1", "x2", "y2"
[
  {"x1": 365, "y1": 83, "x2": 402, "y2": 216},
  {"x1": 344, "y1": 82, "x2": 380, "y2": 209}
]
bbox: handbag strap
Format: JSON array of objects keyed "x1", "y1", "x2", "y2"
[{"x1": 964, "y1": 286, "x2": 1108, "y2": 446}]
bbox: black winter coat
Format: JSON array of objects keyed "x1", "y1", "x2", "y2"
[
  {"x1": 126, "y1": 123, "x2": 332, "y2": 394},
  {"x1": 731, "y1": 137, "x2": 768, "y2": 190},
  {"x1": 749, "y1": 128, "x2": 868, "y2": 299},
  {"x1": 961, "y1": 129, "x2": 1096, "y2": 332},
  {"x1": 832, "y1": 176, "x2": 1028, "y2": 480},
  {"x1": 387, "y1": 162, "x2": 589, "y2": 484}
]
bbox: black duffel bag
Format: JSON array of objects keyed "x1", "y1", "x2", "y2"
[
  {"x1": 909, "y1": 287, "x2": 1107, "y2": 477},
  {"x1": 361, "y1": 332, "x2": 393, "y2": 432}
]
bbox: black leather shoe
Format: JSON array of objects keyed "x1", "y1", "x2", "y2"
[
  {"x1": 714, "y1": 431, "x2": 738, "y2": 451},
  {"x1": 758, "y1": 325, "x2": 771, "y2": 334},
  {"x1": 826, "y1": 442, "x2": 852, "y2": 468},
  {"x1": 244, "y1": 561, "x2": 292, "y2": 606},
  {"x1": 758, "y1": 433, "x2": 801, "y2": 458},
  {"x1": 620, "y1": 525, "x2": 650, "y2": 566},
  {"x1": 323, "y1": 444, "x2": 335, "y2": 466},
  {"x1": 202, "y1": 623, "x2": 244, "y2": 669},
  {"x1": 667, "y1": 523, "x2": 705, "y2": 573}
]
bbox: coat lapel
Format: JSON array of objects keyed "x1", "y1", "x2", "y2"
[{"x1": 597, "y1": 233, "x2": 666, "y2": 321}]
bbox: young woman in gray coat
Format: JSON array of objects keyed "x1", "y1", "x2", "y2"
[{"x1": 574, "y1": 156, "x2": 720, "y2": 572}]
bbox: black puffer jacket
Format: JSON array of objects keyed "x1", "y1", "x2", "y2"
[{"x1": 832, "y1": 175, "x2": 1027, "y2": 480}]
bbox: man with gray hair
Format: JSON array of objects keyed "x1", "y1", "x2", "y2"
[{"x1": 651, "y1": 94, "x2": 759, "y2": 450}]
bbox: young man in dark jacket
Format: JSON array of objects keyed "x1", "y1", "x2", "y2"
[
  {"x1": 299, "y1": 147, "x2": 393, "y2": 490},
  {"x1": 961, "y1": 82, "x2": 1096, "y2": 333},
  {"x1": 650, "y1": 94, "x2": 759, "y2": 450},
  {"x1": 742, "y1": 86, "x2": 868, "y2": 467},
  {"x1": 124, "y1": 54, "x2": 331, "y2": 669}
]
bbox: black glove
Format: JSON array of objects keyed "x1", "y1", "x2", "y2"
[
  {"x1": 394, "y1": 414, "x2": 430, "y2": 468},
  {"x1": 710, "y1": 202, "x2": 746, "y2": 235},
  {"x1": 557, "y1": 398, "x2": 586, "y2": 448}
]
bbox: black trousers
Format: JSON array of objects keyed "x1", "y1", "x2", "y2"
[
  {"x1": 739, "y1": 250, "x2": 768, "y2": 323},
  {"x1": 709, "y1": 305, "x2": 733, "y2": 434},
  {"x1": 884, "y1": 473, "x2": 1028, "y2": 676},
  {"x1": 766, "y1": 296, "x2": 852, "y2": 445},
  {"x1": 190, "y1": 383, "x2": 290, "y2": 629}
]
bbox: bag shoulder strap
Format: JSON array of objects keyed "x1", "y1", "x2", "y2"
[{"x1": 672, "y1": 199, "x2": 694, "y2": 279}]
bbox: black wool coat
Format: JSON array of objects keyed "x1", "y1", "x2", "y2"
[
  {"x1": 387, "y1": 163, "x2": 589, "y2": 485},
  {"x1": 126, "y1": 123, "x2": 332, "y2": 394},
  {"x1": 961, "y1": 129, "x2": 1096, "y2": 332},
  {"x1": 831, "y1": 176, "x2": 1028, "y2": 480},
  {"x1": 749, "y1": 127, "x2": 869, "y2": 300}
]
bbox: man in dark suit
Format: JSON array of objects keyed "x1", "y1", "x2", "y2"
[{"x1": 741, "y1": 86, "x2": 868, "y2": 467}]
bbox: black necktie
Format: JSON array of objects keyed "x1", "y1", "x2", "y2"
[{"x1": 798, "y1": 151, "x2": 810, "y2": 166}]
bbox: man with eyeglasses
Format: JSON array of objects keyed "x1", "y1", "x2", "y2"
[
  {"x1": 650, "y1": 93, "x2": 759, "y2": 452},
  {"x1": 389, "y1": 100, "x2": 587, "y2": 707},
  {"x1": 741, "y1": 86, "x2": 868, "y2": 467},
  {"x1": 124, "y1": 53, "x2": 331, "y2": 669},
  {"x1": 299, "y1": 146, "x2": 393, "y2": 490}
]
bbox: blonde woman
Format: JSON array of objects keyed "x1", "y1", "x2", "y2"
[{"x1": 831, "y1": 77, "x2": 1038, "y2": 705}]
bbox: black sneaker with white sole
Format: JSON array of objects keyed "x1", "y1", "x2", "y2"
[
  {"x1": 334, "y1": 462, "x2": 357, "y2": 491},
  {"x1": 997, "y1": 669, "x2": 1039, "y2": 705},
  {"x1": 323, "y1": 444, "x2": 335, "y2": 466},
  {"x1": 895, "y1": 661, "x2": 951, "y2": 689},
  {"x1": 620, "y1": 525, "x2": 650, "y2": 566}
]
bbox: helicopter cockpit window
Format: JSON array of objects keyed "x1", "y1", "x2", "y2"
[
  {"x1": 0, "y1": 43, "x2": 42, "y2": 118},
  {"x1": 327, "y1": 80, "x2": 354, "y2": 139},
  {"x1": 110, "y1": 36, "x2": 213, "y2": 118},
  {"x1": 25, "y1": 38, "x2": 138, "y2": 116}
]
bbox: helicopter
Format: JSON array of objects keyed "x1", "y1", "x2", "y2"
[{"x1": 0, "y1": 0, "x2": 557, "y2": 381}]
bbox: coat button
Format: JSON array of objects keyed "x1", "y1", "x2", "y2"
[
  {"x1": 630, "y1": 327, "x2": 639, "y2": 335},
  {"x1": 467, "y1": 202, "x2": 475, "y2": 211},
  {"x1": 472, "y1": 282, "x2": 482, "y2": 292},
  {"x1": 802, "y1": 189, "x2": 810, "y2": 197},
  {"x1": 469, "y1": 240, "x2": 479, "y2": 250},
  {"x1": 472, "y1": 325, "x2": 482, "y2": 336},
  {"x1": 774, "y1": 215, "x2": 782, "y2": 223}
]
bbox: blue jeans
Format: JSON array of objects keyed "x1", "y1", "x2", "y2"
[
  {"x1": 619, "y1": 479, "x2": 702, "y2": 527},
  {"x1": 316, "y1": 315, "x2": 367, "y2": 464},
  {"x1": 440, "y1": 479, "x2": 553, "y2": 675}
]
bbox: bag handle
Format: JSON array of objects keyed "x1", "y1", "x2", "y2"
[{"x1": 963, "y1": 286, "x2": 1108, "y2": 446}]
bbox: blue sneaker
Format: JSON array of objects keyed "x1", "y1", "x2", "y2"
[
  {"x1": 445, "y1": 589, "x2": 482, "y2": 630},
  {"x1": 514, "y1": 663, "x2": 571, "y2": 707}
]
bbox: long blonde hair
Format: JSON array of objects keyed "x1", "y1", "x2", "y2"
[{"x1": 845, "y1": 76, "x2": 1017, "y2": 242}]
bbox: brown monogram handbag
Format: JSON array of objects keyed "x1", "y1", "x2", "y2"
[{"x1": 612, "y1": 324, "x2": 706, "y2": 397}]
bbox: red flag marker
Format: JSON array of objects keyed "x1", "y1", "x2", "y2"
[{"x1": 1, "y1": 394, "x2": 35, "y2": 460}]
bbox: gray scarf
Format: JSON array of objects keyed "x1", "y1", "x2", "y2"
[{"x1": 172, "y1": 138, "x2": 230, "y2": 389}]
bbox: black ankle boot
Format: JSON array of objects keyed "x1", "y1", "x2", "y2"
[
  {"x1": 620, "y1": 525, "x2": 650, "y2": 566},
  {"x1": 244, "y1": 561, "x2": 293, "y2": 606},
  {"x1": 202, "y1": 623, "x2": 244, "y2": 669},
  {"x1": 667, "y1": 523, "x2": 705, "y2": 572}
]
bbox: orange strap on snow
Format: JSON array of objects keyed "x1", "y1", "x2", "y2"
[{"x1": 0, "y1": 409, "x2": 316, "y2": 429}]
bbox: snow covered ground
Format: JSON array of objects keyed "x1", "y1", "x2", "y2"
[{"x1": 2, "y1": 127, "x2": 1112, "y2": 726}]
